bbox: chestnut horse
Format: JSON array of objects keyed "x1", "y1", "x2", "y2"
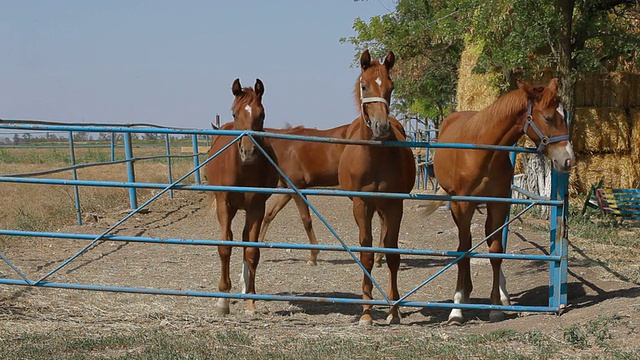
[
  {"x1": 338, "y1": 50, "x2": 416, "y2": 325},
  {"x1": 258, "y1": 124, "x2": 350, "y2": 265},
  {"x1": 205, "y1": 78, "x2": 279, "y2": 315},
  {"x1": 431, "y1": 78, "x2": 575, "y2": 324}
]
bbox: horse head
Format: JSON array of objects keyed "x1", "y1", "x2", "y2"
[
  {"x1": 357, "y1": 50, "x2": 395, "y2": 140},
  {"x1": 231, "y1": 78, "x2": 266, "y2": 163},
  {"x1": 519, "y1": 78, "x2": 575, "y2": 173}
]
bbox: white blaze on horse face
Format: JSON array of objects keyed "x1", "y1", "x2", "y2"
[
  {"x1": 375, "y1": 77, "x2": 382, "y2": 86},
  {"x1": 244, "y1": 105, "x2": 252, "y2": 117},
  {"x1": 556, "y1": 103, "x2": 576, "y2": 160}
]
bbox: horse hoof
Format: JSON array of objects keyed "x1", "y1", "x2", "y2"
[
  {"x1": 374, "y1": 261, "x2": 383, "y2": 268},
  {"x1": 307, "y1": 260, "x2": 318, "y2": 266},
  {"x1": 245, "y1": 309, "x2": 257, "y2": 316},
  {"x1": 447, "y1": 316, "x2": 464, "y2": 326},
  {"x1": 216, "y1": 306, "x2": 230, "y2": 316},
  {"x1": 489, "y1": 310, "x2": 505, "y2": 322},
  {"x1": 359, "y1": 315, "x2": 374, "y2": 326},
  {"x1": 386, "y1": 314, "x2": 401, "y2": 325}
]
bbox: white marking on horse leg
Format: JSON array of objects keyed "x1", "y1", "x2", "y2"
[
  {"x1": 499, "y1": 269, "x2": 510, "y2": 305},
  {"x1": 448, "y1": 290, "x2": 464, "y2": 324},
  {"x1": 240, "y1": 260, "x2": 249, "y2": 294},
  {"x1": 216, "y1": 298, "x2": 230, "y2": 315},
  {"x1": 244, "y1": 105, "x2": 252, "y2": 117},
  {"x1": 375, "y1": 77, "x2": 382, "y2": 86}
]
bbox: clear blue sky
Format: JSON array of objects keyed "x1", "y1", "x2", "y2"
[{"x1": 0, "y1": 1, "x2": 394, "y2": 130}]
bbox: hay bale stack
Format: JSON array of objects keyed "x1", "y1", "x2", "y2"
[
  {"x1": 630, "y1": 109, "x2": 640, "y2": 164},
  {"x1": 629, "y1": 73, "x2": 640, "y2": 108},
  {"x1": 571, "y1": 153, "x2": 639, "y2": 194},
  {"x1": 575, "y1": 72, "x2": 637, "y2": 108},
  {"x1": 572, "y1": 108, "x2": 630, "y2": 153},
  {"x1": 456, "y1": 42, "x2": 501, "y2": 111}
]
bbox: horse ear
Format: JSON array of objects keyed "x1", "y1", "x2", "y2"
[
  {"x1": 384, "y1": 51, "x2": 395, "y2": 71},
  {"x1": 360, "y1": 49, "x2": 372, "y2": 70},
  {"x1": 517, "y1": 79, "x2": 528, "y2": 91},
  {"x1": 254, "y1": 79, "x2": 264, "y2": 97},
  {"x1": 232, "y1": 78, "x2": 243, "y2": 96},
  {"x1": 547, "y1": 78, "x2": 559, "y2": 93}
]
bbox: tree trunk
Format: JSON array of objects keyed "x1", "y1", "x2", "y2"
[
  {"x1": 520, "y1": 153, "x2": 552, "y2": 217},
  {"x1": 519, "y1": 0, "x2": 575, "y2": 218}
]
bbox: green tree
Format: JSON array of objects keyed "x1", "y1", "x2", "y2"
[
  {"x1": 349, "y1": 0, "x2": 640, "y2": 118},
  {"x1": 466, "y1": 0, "x2": 640, "y2": 116},
  {"x1": 342, "y1": 0, "x2": 464, "y2": 127}
]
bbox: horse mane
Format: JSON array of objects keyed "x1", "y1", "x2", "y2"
[
  {"x1": 283, "y1": 123, "x2": 305, "y2": 130},
  {"x1": 464, "y1": 88, "x2": 529, "y2": 134}
]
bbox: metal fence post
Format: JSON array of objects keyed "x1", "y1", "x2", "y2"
[
  {"x1": 123, "y1": 133, "x2": 138, "y2": 209},
  {"x1": 110, "y1": 132, "x2": 116, "y2": 162},
  {"x1": 68, "y1": 131, "x2": 83, "y2": 225},
  {"x1": 192, "y1": 134, "x2": 201, "y2": 184},
  {"x1": 165, "y1": 134, "x2": 174, "y2": 198}
]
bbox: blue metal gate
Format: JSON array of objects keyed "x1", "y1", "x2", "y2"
[{"x1": 0, "y1": 119, "x2": 569, "y2": 315}]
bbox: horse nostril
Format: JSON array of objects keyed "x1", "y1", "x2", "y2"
[
  {"x1": 378, "y1": 121, "x2": 390, "y2": 134},
  {"x1": 565, "y1": 158, "x2": 572, "y2": 169}
]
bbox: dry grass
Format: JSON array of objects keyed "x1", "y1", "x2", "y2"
[{"x1": 0, "y1": 147, "x2": 200, "y2": 233}]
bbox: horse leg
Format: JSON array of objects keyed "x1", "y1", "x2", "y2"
[
  {"x1": 242, "y1": 200, "x2": 267, "y2": 315},
  {"x1": 353, "y1": 198, "x2": 376, "y2": 325},
  {"x1": 448, "y1": 201, "x2": 475, "y2": 325},
  {"x1": 215, "y1": 197, "x2": 237, "y2": 315},
  {"x1": 292, "y1": 194, "x2": 320, "y2": 266},
  {"x1": 485, "y1": 201, "x2": 511, "y2": 322},
  {"x1": 380, "y1": 200, "x2": 404, "y2": 325},
  {"x1": 258, "y1": 193, "x2": 292, "y2": 242},
  {"x1": 373, "y1": 232, "x2": 384, "y2": 268}
]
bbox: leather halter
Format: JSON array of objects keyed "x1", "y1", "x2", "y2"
[
  {"x1": 523, "y1": 101, "x2": 570, "y2": 153},
  {"x1": 359, "y1": 76, "x2": 389, "y2": 128}
]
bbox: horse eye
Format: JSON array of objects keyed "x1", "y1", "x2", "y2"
[
  {"x1": 232, "y1": 112, "x2": 237, "y2": 119},
  {"x1": 544, "y1": 115, "x2": 553, "y2": 122}
]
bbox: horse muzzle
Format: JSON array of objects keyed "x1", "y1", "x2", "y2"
[
  {"x1": 548, "y1": 142, "x2": 575, "y2": 173},
  {"x1": 238, "y1": 141, "x2": 258, "y2": 163},
  {"x1": 367, "y1": 118, "x2": 391, "y2": 140}
]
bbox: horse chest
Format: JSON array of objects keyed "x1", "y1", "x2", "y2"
[{"x1": 339, "y1": 146, "x2": 413, "y2": 192}]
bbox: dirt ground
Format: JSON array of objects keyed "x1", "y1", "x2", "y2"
[{"x1": 1, "y1": 189, "x2": 639, "y2": 345}]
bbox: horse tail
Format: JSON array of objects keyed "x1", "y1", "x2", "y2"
[{"x1": 420, "y1": 187, "x2": 448, "y2": 217}]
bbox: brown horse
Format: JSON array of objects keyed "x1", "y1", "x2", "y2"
[
  {"x1": 338, "y1": 50, "x2": 416, "y2": 325},
  {"x1": 205, "y1": 78, "x2": 279, "y2": 315},
  {"x1": 258, "y1": 124, "x2": 350, "y2": 265},
  {"x1": 431, "y1": 78, "x2": 575, "y2": 324}
]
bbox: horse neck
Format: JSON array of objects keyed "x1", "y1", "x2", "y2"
[{"x1": 479, "y1": 90, "x2": 529, "y2": 146}]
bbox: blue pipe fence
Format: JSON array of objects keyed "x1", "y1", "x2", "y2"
[{"x1": 0, "y1": 119, "x2": 569, "y2": 315}]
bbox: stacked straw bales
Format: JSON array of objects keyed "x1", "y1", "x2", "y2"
[
  {"x1": 570, "y1": 73, "x2": 640, "y2": 194},
  {"x1": 456, "y1": 42, "x2": 501, "y2": 111}
]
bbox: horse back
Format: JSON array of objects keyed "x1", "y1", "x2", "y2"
[
  {"x1": 266, "y1": 124, "x2": 350, "y2": 187},
  {"x1": 434, "y1": 111, "x2": 513, "y2": 197}
]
